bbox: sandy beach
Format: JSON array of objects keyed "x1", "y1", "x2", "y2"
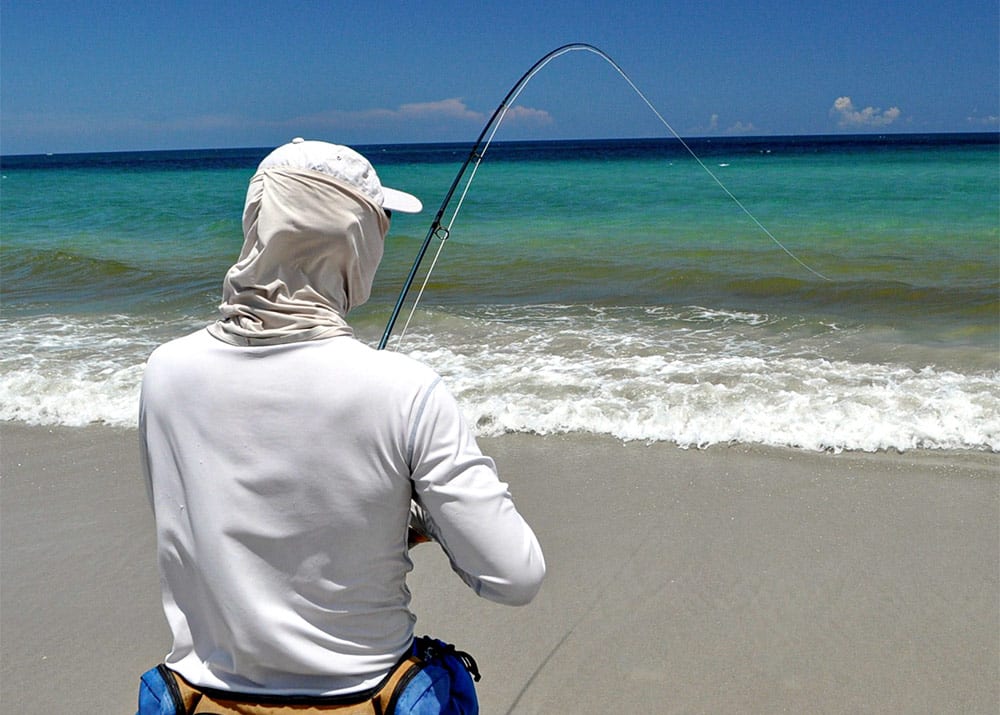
[{"x1": 1, "y1": 422, "x2": 997, "y2": 713}]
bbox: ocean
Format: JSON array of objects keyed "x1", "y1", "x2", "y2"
[{"x1": 2, "y1": 134, "x2": 998, "y2": 452}]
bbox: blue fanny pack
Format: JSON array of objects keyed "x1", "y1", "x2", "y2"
[
  {"x1": 136, "y1": 636, "x2": 480, "y2": 715},
  {"x1": 386, "y1": 638, "x2": 480, "y2": 715}
]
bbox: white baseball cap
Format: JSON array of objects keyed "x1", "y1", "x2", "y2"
[{"x1": 257, "y1": 137, "x2": 423, "y2": 214}]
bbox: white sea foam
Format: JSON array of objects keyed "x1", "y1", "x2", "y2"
[
  {"x1": 402, "y1": 305, "x2": 1000, "y2": 453},
  {"x1": 3, "y1": 307, "x2": 998, "y2": 453},
  {"x1": 0, "y1": 361, "x2": 144, "y2": 427},
  {"x1": 408, "y1": 345, "x2": 999, "y2": 452},
  {"x1": 0, "y1": 314, "x2": 204, "y2": 428}
]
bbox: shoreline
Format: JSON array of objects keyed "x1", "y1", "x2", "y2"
[{"x1": 2, "y1": 423, "x2": 997, "y2": 713}]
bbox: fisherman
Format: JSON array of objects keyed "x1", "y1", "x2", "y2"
[{"x1": 136, "y1": 138, "x2": 545, "y2": 713}]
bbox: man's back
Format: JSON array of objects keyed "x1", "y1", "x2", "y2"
[{"x1": 140, "y1": 330, "x2": 544, "y2": 696}]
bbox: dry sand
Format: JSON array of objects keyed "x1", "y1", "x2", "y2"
[{"x1": 1, "y1": 423, "x2": 997, "y2": 713}]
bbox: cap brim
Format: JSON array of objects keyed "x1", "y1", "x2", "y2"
[{"x1": 382, "y1": 187, "x2": 423, "y2": 214}]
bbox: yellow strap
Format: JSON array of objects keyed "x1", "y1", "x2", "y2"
[{"x1": 168, "y1": 657, "x2": 421, "y2": 715}]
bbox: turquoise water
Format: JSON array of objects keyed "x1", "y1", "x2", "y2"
[{"x1": 2, "y1": 135, "x2": 998, "y2": 450}]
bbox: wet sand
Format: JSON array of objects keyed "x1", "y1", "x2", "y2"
[{"x1": 1, "y1": 423, "x2": 997, "y2": 713}]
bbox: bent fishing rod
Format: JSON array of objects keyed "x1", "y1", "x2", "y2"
[
  {"x1": 377, "y1": 44, "x2": 599, "y2": 350},
  {"x1": 377, "y1": 43, "x2": 827, "y2": 350}
]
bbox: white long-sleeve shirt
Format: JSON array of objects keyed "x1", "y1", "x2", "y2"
[{"x1": 139, "y1": 330, "x2": 545, "y2": 696}]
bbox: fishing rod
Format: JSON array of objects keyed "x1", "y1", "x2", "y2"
[
  {"x1": 377, "y1": 43, "x2": 827, "y2": 350},
  {"x1": 377, "y1": 44, "x2": 607, "y2": 350}
]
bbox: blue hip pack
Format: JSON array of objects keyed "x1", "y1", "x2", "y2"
[
  {"x1": 136, "y1": 636, "x2": 480, "y2": 715},
  {"x1": 388, "y1": 637, "x2": 480, "y2": 715}
]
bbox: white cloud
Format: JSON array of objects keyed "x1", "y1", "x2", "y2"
[
  {"x1": 2, "y1": 98, "x2": 555, "y2": 153},
  {"x1": 288, "y1": 98, "x2": 553, "y2": 131},
  {"x1": 287, "y1": 99, "x2": 475, "y2": 127},
  {"x1": 689, "y1": 114, "x2": 720, "y2": 135},
  {"x1": 830, "y1": 96, "x2": 901, "y2": 128},
  {"x1": 967, "y1": 114, "x2": 999, "y2": 127},
  {"x1": 395, "y1": 98, "x2": 485, "y2": 121},
  {"x1": 693, "y1": 114, "x2": 756, "y2": 135},
  {"x1": 502, "y1": 105, "x2": 554, "y2": 125}
]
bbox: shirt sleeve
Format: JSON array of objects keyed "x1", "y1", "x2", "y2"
[{"x1": 406, "y1": 378, "x2": 545, "y2": 606}]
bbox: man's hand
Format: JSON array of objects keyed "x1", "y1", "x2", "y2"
[{"x1": 408, "y1": 527, "x2": 431, "y2": 548}]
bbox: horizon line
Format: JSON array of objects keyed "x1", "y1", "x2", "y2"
[{"x1": 2, "y1": 130, "x2": 997, "y2": 160}]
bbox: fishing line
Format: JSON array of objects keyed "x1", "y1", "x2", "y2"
[{"x1": 378, "y1": 43, "x2": 828, "y2": 351}]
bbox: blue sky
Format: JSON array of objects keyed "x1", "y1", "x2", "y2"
[{"x1": 2, "y1": 0, "x2": 997, "y2": 154}]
